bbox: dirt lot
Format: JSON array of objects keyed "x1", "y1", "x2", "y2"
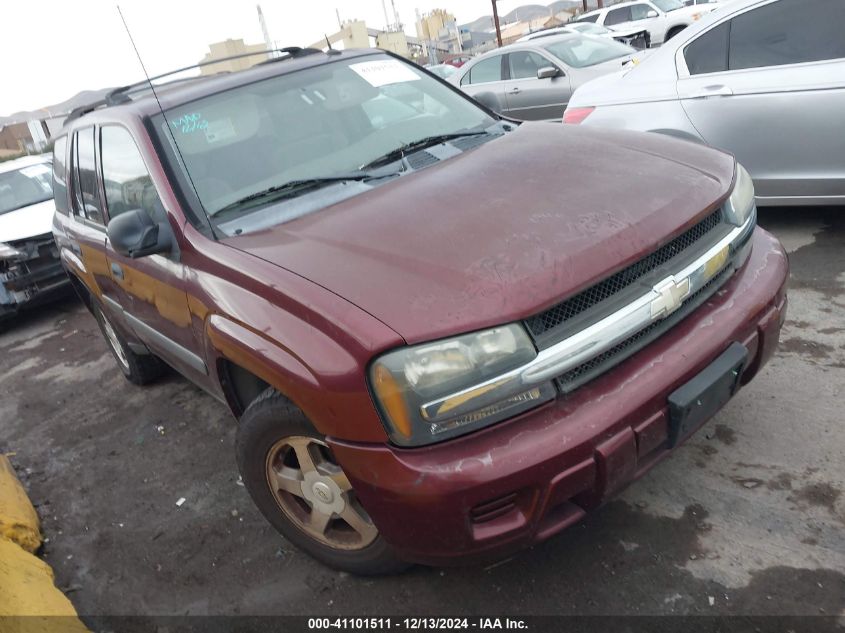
[{"x1": 1, "y1": 208, "x2": 843, "y2": 617}]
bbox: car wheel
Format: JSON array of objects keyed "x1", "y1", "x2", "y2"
[
  {"x1": 236, "y1": 388, "x2": 409, "y2": 575},
  {"x1": 93, "y1": 303, "x2": 165, "y2": 385}
]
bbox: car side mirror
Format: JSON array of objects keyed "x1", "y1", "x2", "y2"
[
  {"x1": 537, "y1": 66, "x2": 560, "y2": 79},
  {"x1": 107, "y1": 208, "x2": 172, "y2": 259},
  {"x1": 646, "y1": 10, "x2": 658, "y2": 17}
]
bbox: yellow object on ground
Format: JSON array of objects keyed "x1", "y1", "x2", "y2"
[
  {"x1": 0, "y1": 455, "x2": 41, "y2": 553},
  {"x1": 0, "y1": 538, "x2": 88, "y2": 629},
  {"x1": 0, "y1": 456, "x2": 89, "y2": 631}
]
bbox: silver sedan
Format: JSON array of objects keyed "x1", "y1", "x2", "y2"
[
  {"x1": 565, "y1": 0, "x2": 845, "y2": 206},
  {"x1": 448, "y1": 34, "x2": 641, "y2": 121}
]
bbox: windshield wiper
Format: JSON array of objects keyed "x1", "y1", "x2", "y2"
[
  {"x1": 212, "y1": 172, "x2": 387, "y2": 217},
  {"x1": 359, "y1": 131, "x2": 489, "y2": 170}
]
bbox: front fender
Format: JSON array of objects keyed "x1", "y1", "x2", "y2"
[{"x1": 204, "y1": 314, "x2": 391, "y2": 443}]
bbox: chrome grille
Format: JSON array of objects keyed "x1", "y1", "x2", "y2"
[
  {"x1": 526, "y1": 209, "x2": 723, "y2": 341},
  {"x1": 554, "y1": 264, "x2": 735, "y2": 393}
]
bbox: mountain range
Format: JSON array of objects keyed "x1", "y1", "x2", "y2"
[{"x1": 461, "y1": 1, "x2": 582, "y2": 33}]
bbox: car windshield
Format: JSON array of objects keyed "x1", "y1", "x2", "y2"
[
  {"x1": 653, "y1": 0, "x2": 684, "y2": 12},
  {"x1": 570, "y1": 23, "x2": 610, "y2": 35},
  {"x1": 0, "y1": 162, "x2": 53, "y2": 215},
  {"x1": 542, "y1": 36, "x2": 635, "y2": 68},
  {"x1": 428, "y1": 65, "x2": 457, "y2": 79},
  {"x1": 158, "y1": 54, "x2": 497, "y2": 223}
]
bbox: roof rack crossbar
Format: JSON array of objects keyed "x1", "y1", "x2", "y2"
[
  {"x1": 105, "y1": 47, "x2": 320, "y2": 105},
  {"x1": 63, "y1": 47, "x2": 324, "y2": 125}
]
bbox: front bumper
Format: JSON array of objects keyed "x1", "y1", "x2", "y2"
[
  {"x1": 330, "y1": 228, "x2": 789, "y2": 565},
  {"x1": 0, "y1": 237, "x2": 71, "y2": 317}
]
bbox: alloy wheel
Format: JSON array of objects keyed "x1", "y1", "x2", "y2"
[{"x1": 264, "y1": 436, "x2": 378, "y2": 550}]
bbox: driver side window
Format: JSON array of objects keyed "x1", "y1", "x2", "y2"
[
  {"x1": 100, "y1": 126, "x2": 165, "y2": 225},
  {"x1": 630, "y1": 4, "x2": 654, "y2": 20},
  {"x1": 508, "y1": 52, "x2": 552, "y2": 80}
]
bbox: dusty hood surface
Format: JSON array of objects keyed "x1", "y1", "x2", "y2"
[
  {"x1": 0, "y1": 199, "x2": 56, "y2": 243},
  {"x1": 224, "y1": 123, "x2": 735, "y2": 344}
]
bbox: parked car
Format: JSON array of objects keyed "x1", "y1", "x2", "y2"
[
  {"x1": 54, "y1": 46, "x2": 787, "y2": 574},
  {"x1": 426, "y1": 63, "x2": 458, "y2": 80},
  {"x1": 565, "y1": 0, "x2": 845, "y2": 206},
  {"x1": 0, "y1": 155, "x2": 70, "y2": 320},
  {"x1": 576, "y1": 0, "x2": 718, "y2": 46},
  {"x1": 518, "y1": 23, "x2": 650, "y2": 49},
  {"x1": 449, "y1": 33, "x2": 641, "y2": 120}
]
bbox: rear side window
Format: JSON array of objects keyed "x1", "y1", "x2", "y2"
[
  {"x1": 71, "y1": 127, "x2": 104, "y2": 225},
  {"x1": 684, "y1": 22, "x2": 729, "y2": 74},
  {"x1": 577, "y1": 13, "x2": 599, "y2": 23},
  {"x1": 605, "y1": 6, "x2": 632, "y2": 25},
  {"x1": 464, "y1": 55, "x2": 504, "y2": 85},
  {"x1": 100, "y1": 126, "x2": 165, "y2": 223},
  {"x1": 52, "y1": 136, "x2": 69, "y2": 215},
  {"x1": 728, "y1": 0, "x2": 845, "y2": 70}
]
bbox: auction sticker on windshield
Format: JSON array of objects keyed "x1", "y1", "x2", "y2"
[{"x1": 350, "y1": 59, "x2": 421, "y2": 87}]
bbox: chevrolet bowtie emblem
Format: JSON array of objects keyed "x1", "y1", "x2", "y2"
[{"x1": 651, "y1": 276, "x2": 691, "y2": 319}]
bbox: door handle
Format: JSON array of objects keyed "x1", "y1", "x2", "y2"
[
  {"x1": 70, "y1": 243, "x2": 82, "y2": 256},
  {"x1": 689, "y1": 84, "x2": 733, "y2": 99},
  {"x1": 111, "y1": 263, "x2": 124, "y2": 280},
  {"x1": 508, "y1": 87, "x2": 521, "y2": 95}
]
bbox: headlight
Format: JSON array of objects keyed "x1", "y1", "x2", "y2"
[
  {"x1": 370, "y1": 324, "x2": 555, "y2": 446},
  {"x1": 0, "y1": 242, "x2": 24, "y2": 260},
  {"x1": 724, "y1": 163, "x2": 755, "y2": 226}
]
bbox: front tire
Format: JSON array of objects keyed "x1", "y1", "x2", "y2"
[
  {"x1": 665, "y1": 26, "x2": 686, "y2": 41},
  {"x1": 93, "y1": 303, "x2": 165, "y2": 385},
  {"x1": 236, "y1": 388, "x2": 408, "y2": 575}
]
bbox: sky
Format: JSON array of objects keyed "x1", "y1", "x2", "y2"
[{"x1": 0, "y1": 0, "x2": 530, "y2": 117}]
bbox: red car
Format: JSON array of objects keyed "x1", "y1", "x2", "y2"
[{"x1": 52, "y1": 47, "x2": 787, "y2": 574}]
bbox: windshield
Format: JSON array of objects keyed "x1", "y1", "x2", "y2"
[
  {"x1": 543, "y1": 36, "x2": 635, "y2": 68},
  {"x1": 428, "y1": 64, "x2": 457, "y2": 79},
  {"x1": 159, "y1": 54, "x2": 496, "y2": 222},
  {"x1": 569, "y1": 23, "x2": 610, "y2": 35},
  {"x1": 0, "y1": 162, "x2": 53, "y2": 215},
  {"x1": 653, "y1": 0, "x2": 684, "y2": 12}
]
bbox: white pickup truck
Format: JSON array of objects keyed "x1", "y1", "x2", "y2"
[
  {"x1": 576, "y1": 0, "x2": 719, "y2": 46},
  {"x1": 0, "y1": 155, "x2": 70, "y2": 319}
]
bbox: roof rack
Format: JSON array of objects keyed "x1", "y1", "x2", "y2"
[{"x1": 65, "y1": 47, "x2": 323, "y2": 124}]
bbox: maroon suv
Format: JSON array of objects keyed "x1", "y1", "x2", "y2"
[{"x1": 52, "y1": 48, "x2": 788, "y2": 574}]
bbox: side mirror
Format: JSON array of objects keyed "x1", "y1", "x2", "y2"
[
  {"x1": 537, "y1": 66, "x2": 560, "y2": 79},
  {"x1": 107, "y1": 209, "x2": 172, "y2": 258},
  {"x1": 646, "y1": 10, "x2": 658, "y2": 17}
]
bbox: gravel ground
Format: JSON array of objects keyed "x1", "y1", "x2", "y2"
[{"x1": 1, "y1": 207, "x2": 843, "y2": 617}]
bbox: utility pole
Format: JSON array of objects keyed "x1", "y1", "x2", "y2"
[{"x1": 491, "y1": 0, "x2": 502, "y2": 47}]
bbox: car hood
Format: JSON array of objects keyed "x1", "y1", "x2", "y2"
[
  {"x1": 223, "y1": 123, "x2": 734, "y2": 345},
  {"x1": 0, "y1": 199, "x2": 56, "y2": 243}
]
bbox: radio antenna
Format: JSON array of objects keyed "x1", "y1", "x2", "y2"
[{"x1": 116, "y1": 5, "x2": 215, "y2": 237}]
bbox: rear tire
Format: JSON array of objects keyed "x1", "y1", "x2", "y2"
[
  {"x1": 93, "y1": 303, "x2": 165, "y2": 385},
  {"x1": 236, "y1": 388, "x2": 409, "y2": 575}
]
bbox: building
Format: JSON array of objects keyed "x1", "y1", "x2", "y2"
[
  {"x1": 0, "y1": 121, "x2": 45, "y2": 158},
  {"x1": 199, "y1": 39, "x2": 269, "y2": 76},
  {"x1": 416, "y1": 9, "x2": 463, "y2": 62},
  {"x1": 375, "y1": 30, "x2": 409, "y2": 57},
  {"x1": 308, "y1": 20, "x2": 371, "y2": 52}
]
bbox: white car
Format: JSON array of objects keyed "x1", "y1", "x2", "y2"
[
  {"x1": 517, "y1": 23, "x2": 650, "y2": 49},
  {"x1": 564, "y1": 0, "x2": 845, "y2": 206},
  {"x1": 0, "y1": 155, "x2": 70, "y2": 319},
  {"x1": 576, "y1": 0, "x2": 718, "y2": 46}
]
